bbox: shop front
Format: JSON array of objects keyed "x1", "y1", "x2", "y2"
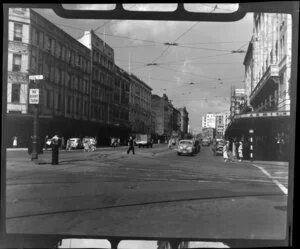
[{"x1": 225, "y1": 111, "x2": 291, "y2": 161}]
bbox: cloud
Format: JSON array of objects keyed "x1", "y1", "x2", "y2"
[
  {"x1": 63, "y1": 4, "x2": 115, "y2": 10},
  {"x1": 124, "y1": 4, "x2": 177, "y2": 12},
  {"x1": 184, "y1": 3, "x2": 239, "y2": 13},
  {"x1": 110, "y1": 20, "x2": 178, "y2": 45}
]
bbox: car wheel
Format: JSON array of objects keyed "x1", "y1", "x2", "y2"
[{"x1": 177, "y1": 152, "x2": 181, "y2": 156}]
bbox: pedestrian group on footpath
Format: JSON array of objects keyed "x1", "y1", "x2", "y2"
[{"x1": 222, "y1": 140, "x2": 243, "y2": 163}]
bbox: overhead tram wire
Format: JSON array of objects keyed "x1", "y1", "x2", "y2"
[
  {"x1": 148, "y1": 6, "x2": 218, "y2": 65},
  {"x1": 93, "y1": 4, "x2": 137, "y2": 32},
  {"x1": 179, "y1": 40, "x2": 249, "y2": 45}
]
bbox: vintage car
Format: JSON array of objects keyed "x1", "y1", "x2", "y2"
[
  {"x1": 216, "y1": 140, "x2": 226, "y2": 155},
  {"x1": 201, "y1": 138, "x2": 210, "y2": 146},
  {"x1": 177, "y1": 140, "x2": 196, "y2": 156},
  {"x1": 69, "y1": 138, "x2": 83, "y2": 149}
]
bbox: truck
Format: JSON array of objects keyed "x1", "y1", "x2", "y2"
[{"x1": 135, "y1": 134, "x2": 152, "y2": 148}]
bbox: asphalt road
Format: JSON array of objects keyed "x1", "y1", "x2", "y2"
[{"x1": 5, "y1": 145, "x2": 288, "y2": 241}]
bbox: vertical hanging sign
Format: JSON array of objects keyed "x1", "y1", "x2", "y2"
[{"x1": 29, "y1": 89, "x2": 39, "y2": 104}]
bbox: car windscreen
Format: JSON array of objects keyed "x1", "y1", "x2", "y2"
[{"x1": 179, "y1": 141, "x2": 193, "y2": 145}]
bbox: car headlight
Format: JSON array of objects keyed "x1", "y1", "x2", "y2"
[
  {"x1": 179, "y1": 146, "x2": 183, "y2": 149},
  {"x1": 187, "y1": 147, "x2": 192, "y2": 151}
]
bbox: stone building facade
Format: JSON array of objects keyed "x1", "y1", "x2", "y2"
[
  {"x1": 178, "y1": 107, "x2": 189, "y2": 136},
  {"x1": 226, "y1": 13, "x2": 292, "y2": 161},
  {"x1": 5, "y1": 8, "x2": 153, "y2": 147},
  {"x1": 129, "y1": 74, "x2": 152, "y2": 134},
  {"x1": 151, "y1": 94, "x2": 182, "y2": 141},
  {"x1": 7, "y1": 8, "x2": 91, "y2": 146}
]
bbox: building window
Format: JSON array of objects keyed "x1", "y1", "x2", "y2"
[
  {"x1": 35, "y1": 30, "x2": 39, "y2": 45},
  {"x1": 57, "y1": 43, "x2": 61, "y2": 58},
  {"x1": 12, "y1": 54, "x2": 21, "y2": 72},
  {"x1": 14, "y1": 23, "x2": 22, "y2": 41},
  {"x1": 11, "y1": 84, "x2": 21, "y2": 103},
  {"x1": 67, "y1": 96, "x2": 71, "y2": 113},
  {"x1": 46, "y1": 91, "x2": 51, "y2": 108},
  {"x1": 57, "y1": 94, "x2": 61, "y2": 110},
  {"x1": 46, "y1": 37, "x2": 52, "y2": 52}
]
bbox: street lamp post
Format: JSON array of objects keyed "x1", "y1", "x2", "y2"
[
  {"x1": 29, "y1": 75, "x2": 43, "y2": 161},
  {"x1": 31, "y1": 102, "x2": 39, "y2": 160}
]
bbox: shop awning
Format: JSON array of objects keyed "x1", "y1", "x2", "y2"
[{"x1": 225, "y1": 111, "x2": 291, "y2": 136}]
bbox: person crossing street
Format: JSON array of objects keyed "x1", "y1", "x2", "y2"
[{"x1": 127, "y1": 136, "x2": 135, "y2": 155}]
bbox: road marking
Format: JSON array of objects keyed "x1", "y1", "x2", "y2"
[{"x1": 252, "y1": 164, "x2": 288, "y2": 195}]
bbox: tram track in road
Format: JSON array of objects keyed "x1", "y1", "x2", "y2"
[
  {"x1": 6, "y1": 176, "x2": 276, "y2": 187},
  {"x1": 6, "y1": 192, "x2": 286, "y2": 220}
]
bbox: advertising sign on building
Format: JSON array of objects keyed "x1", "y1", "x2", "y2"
[
  {"x1": 29, "y1": 89, "x2": 39, "y2": 104},
  {"x1": 29, "y1": 75, "x2": 44, "y2": 80}
]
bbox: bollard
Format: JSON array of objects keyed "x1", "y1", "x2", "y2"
[{"x1": 249, "y1": 129, "x2": 254, "y2": 161}]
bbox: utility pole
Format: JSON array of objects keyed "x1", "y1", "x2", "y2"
[{"x1": 29, "y1": 75, "x2": 43, "y2": 160}]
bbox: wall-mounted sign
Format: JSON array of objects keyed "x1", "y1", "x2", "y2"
[
  {"x1": 29, "y1": 89, "x2": 39, "y2": 104},
  {"x1": 235, "y1": 111, "x2": 290, "y2": 119},
  {"x1": 29, "y1": 75, "x2": 43, "y2": 80}
]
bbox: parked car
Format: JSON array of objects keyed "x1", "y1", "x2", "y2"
[
  {"x1": 201, "y1": 138, "x2": 210, "y2": 146},
  {"x1": 177, "y1": 140, "x2": 196, "y2": 156},
  {"x1": 135, "y1": 134, "x2": 152, "y2": 148},
  {"x1": 216, "y1": 140, "x2": 226, "y2": 155},
  {"x1": 69, "y1": 138, "x2": 83, "y2": 149}
]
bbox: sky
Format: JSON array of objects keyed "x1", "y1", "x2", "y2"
[{"x1": 33, "y1": 4, "x2": 253, "y2": 134}]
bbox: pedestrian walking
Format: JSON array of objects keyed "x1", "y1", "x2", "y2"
[
  {"x1": 223, "y1": 141, "x2": 230, "y2": 162},
  {"x1": 12, "y1": 135, "x2": 18, "y2": 148},
  {"x1": 83, "y1": 138, "x2": 89, "y2": 152},
  {"x1": 127, "y1": 136, "x2": 135, "y2": 154},
  {"x1": 232, "y1": 138, "x2": 237, "y2": 159},
  {"x1": 238, "y1": 141, "x2": 243, "y2": 162},
  {"x1": 60, "y1": 136, "x2": 65, "y2": 150},
  {"x1": 168, "y1": 139, "x2": 172, "y2": 149},
  {"x1": 51, "y1": 133, "x2": 61, "y2": 165},
  {"x1": 66, "y1": 139, "x2": 71, "y2": 151}
]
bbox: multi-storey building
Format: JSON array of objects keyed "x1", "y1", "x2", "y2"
[
  {"x1": 202, "y1": 127, "x2": 216, "y2": 141},
  {"x1": 129, "y1": 74, "x2": 152, "y2": 134},
  {"x1": 225, "y1": 13, "x2": 292, "y2": 161},
  {"x1": 229, "y1": 87, "x2": 247, "y2": 118},
  {"x1": 110, "y1": 65, "x2": 131, "y2": 143},
  {"x1": 151, "y1": 94, "x2": 171, "y2": 138},
  {"x1": 78, "y1": 30, "x2": 115, "y2": 125},
  {"x1": 215, "y1": 113, "x2": 224, "y2": 138},
  {"x1": 201, "y1": 113, "x2": 216, "y2": 129},
  {"x1": 171, "y1": 106, "x2": 181, "y2": 137},
  {"x1": 178, "y1": 107, "x2": 189, "y2": 136},
  {"x1": 215, "y1": 112, "x2": 230, "y2": 138},
  {"x1": 6, "y1": 8, "x2": 91, "y2": 146},
  {"x1": 151, "y1": 94, "x2": 181, "y2": 141}
]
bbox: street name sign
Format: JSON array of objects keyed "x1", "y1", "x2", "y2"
[
  {"x1": 29, "y1": 89, "x2": 39, "y2": 104},
  {"x1": 29, "y1": 75, "x2": 43, "y2": 80}
]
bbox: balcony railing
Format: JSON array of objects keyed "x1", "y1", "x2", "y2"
[{"x1": 250, "y1": 64, "x2": 279, "y2": 103}]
